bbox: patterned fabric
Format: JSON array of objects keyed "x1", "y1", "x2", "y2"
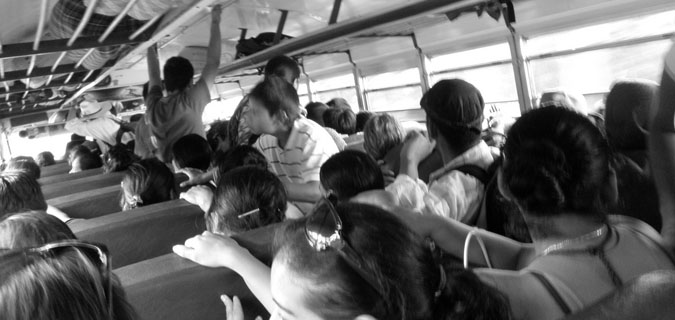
[
  {"x1": 227, "y1": 95, "x2": 258, "y2": 146},
  {"x1": 386, "y1": 141, "x2": 494, "y2": 223}
]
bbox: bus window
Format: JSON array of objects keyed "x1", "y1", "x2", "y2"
[
  {"x1": 309, "y1": 73, "x2": 359, "y2": 111},
  {"x1": 429, "y1": 43, "x2": 519, "y2": 117},
  {"x1": 364, "y1": 67, "x2": 422, "y2": 112},
  {"x1": 202, "y1": 96, "x2": 243, "y2": 124}
]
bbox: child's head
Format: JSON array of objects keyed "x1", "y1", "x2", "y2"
[
  {"x1": 212, "y1": 145, "x2": 268, "y2": 184},
  {"x1": 320, "y1": 150, "x2": 384, "y2": 202},
  {"x1": 355, "y1": 111, "x2": 374, "y2": 133},
  {"x1": 0, "y1": 211, "x2": 76, "y2": 249},
  {"x1": 171, "y1": 134, "x2": 212, "y2": 171},
  {"x1": 363, "y1": 114, "x2": 405, "y2": 160},
  {"x1": 422, "y1": 79, "x2": 484, "y2": 152},
  {"x1": 332, "y1": 108, "x2": 357, "y2": 135},
  {"x1": 36, "y1": 151, "x2": 55, "y2": 167},
  {"x1": 5, "y1": 156, "x2": 41, "y2": 180},
  {"x1": 246, "y1": 76, "x2": 301, "y2": 134},
  {"x1": 120, "y1": 159, "x2": 176, "y2": 211},
  {"x1": 264, "y1": 55, "x2": 300, "y2": 84},
  {"x1": 206, "y1": 166, "x2": 286, "y2": 235},
  {"x1": 305, "y1": 102, "x2": 329, "y2": 126},
  {"x1": 104, "y1": 145, "x2": 140, "y2": 173},
  {"x1": 0, "y1": 171, "x2": 47, "y2": 219}
]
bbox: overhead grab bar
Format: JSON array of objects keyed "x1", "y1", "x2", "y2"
[{"x1": 34, "y1": 0, "x2": 49, "y2": 51}]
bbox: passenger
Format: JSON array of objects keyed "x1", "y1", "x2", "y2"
[
  {"x1": 304, "y1": 101, "x2": 346, "y2": 150},
  {"x1": 355, "y1": 110, "x2": 374, "y2": 133},
  {"x1": 322, "y1": 107, "x2": 341, "y2": 132},
  {"x1": 0, "y1": 211, "x2": 76, "y2": 249},
  {"x1": 319, "y1": 150, "x2": 385, "y2": 203},
  {"x1": 103, "y1": 144, "x2": 140, "y2": 173},
  {"x1": 64, "y1": 96, "x2": 124, "y2": 154},
  {"x1": 363, "y1": 113, "x2": 405, "y2": 161},
  {"x1": 229, "y1": 55, "x2": 301, "y2": 147},
  {"x1": 5, "y1": 156, "x2": 41, "y2": 180},
  {"x1": 174, "y1": 202, "x2": 511, "y2": 320},
  {"x1": 205, "y1": 167, "x2": 286, "y2": 235},
  {"x1": 326, "y1": 97, "x2": 351, "y2": 109},
  {"x1": 133, "y1": 83, "x2": 156, "y2": 159},
  {"x1": 144, "y1": 5, "x2": 222, "y2": 163},
  {"x1": 120, "y1": 158, "x2": 176, "y2": 211},
  {"x1": 0, "y1": 171, "x2": 48, "y2": 219},
  {"x1": 212, "y1": 145, "x2": 268, "y2": 184},
  {"x1": 171, "y1": 134, "x2": 212, "y2": 172},
  {"x1": 326, "y1": 107, "x2": 356, "y2": 135},
  {"x1": 64, "y1": 133, "x2": 86, "y2": 161},
  {"x1": 36, "y1": 151, "x2": 55, "y2": 167},
  {"x1": 649, "y1": 41, "x2": 675, "y2": 252},
  {"x1": 386, "y1": 79, "x2": 494, "y2": 224},
  {"x1": 537, "y1": 88, "x2": 588, "y2": 114},
  {"x1": 393, "y1": 106, "x2": 675, "y2": 320},
  {"x1": 0, "y1": 240, "x2": 138, "y2": 320},
  {"x1": 70, "y1": 147, "x2": 103, "y2": 173},
  {"x1": 206, "y1": 120, "x2": 231, "y2": 153},
  {"x1": 247, "y1": 76, "x2": 339, "y2": 213}
]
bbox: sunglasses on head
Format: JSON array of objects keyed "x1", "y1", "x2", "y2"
[
  {"x1": 0, "y1": 240, "x2": 113, "y2": 317},
  {"x1": 304, "y1": 197, "x2": 386, "y2": 296}
]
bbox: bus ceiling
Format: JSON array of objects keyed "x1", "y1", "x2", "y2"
[{"x1": 0, "y1": 0, "x2": 673, "y2": 121}]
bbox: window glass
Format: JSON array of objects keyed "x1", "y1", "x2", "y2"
[
  {"x1": 529, "y1": 40, "x2": 671, "y2": 97},
  {"x1": 526, "y1": 10, "x2": 675, "y2": 56},
  {"x1": 429, "y1": 43, "x2": 512, "y2": 71},
  {"x1": 311, "y1": 74, "x2": 355, "y2": 92},
  {"x1": 313, "y1": 88, "x2": 360, "y2": 112},
  {"x1": 202, "y1": 96, "x2": 243, "y2": 123},
  {"x1": 363, "y1": 68, "x2": 420, "y2": 91},
  {"x1": 8, "y1": 131, "x2": 71, "y2": 161},
  {"x1": 299, "y1": 94, "x2": 311, "y2": 108},
  {"x1": 366, "y1": 85, "x2": 423, "y2": 112}
]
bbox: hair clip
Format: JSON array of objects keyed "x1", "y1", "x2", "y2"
[{"x1": 238, "y1": 208, "x2": 260, "y2": 219}]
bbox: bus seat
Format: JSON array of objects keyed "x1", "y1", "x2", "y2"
[
  {"x1": 42, "y1": 170, "x2": 125, "y2": 199},
  {"x1": 116, "y1": 224, "x2": 279, "y2": 320},
  {"x1": 47, "y1": 185, "x2": 121, "y2": 219},
  {"x1": 71, "y1": 199, "x2": 205, "y2": 268},
  {"x1": 39, "y1": 166, "x2": 104, "y2": 185},
  {"x1": 38, "y1": 161, "x2": 71, "y2": 179}
]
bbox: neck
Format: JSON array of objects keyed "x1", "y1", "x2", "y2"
[
  {"x1": 524, "y1": 213, "x2": 606, "y2": 255},
  {"x1": 437, "y1": 136, "x2": 480, "y2": 164},
  {"x1": 272, "y1": 123, "x2": 293, "y2": 147}
]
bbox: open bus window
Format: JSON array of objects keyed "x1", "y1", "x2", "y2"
[
  {"x1": 6, "y1": 128, "x2": 71, "y2": 161},
  {"x1": 309, "y1": 73, "x2": 359, "y2": 111},
  {"x1": 363, "y1": 67, "x2": 422, "y2": 112}
]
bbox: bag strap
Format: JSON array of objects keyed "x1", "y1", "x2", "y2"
[
  {"x1": 453, "y1": 164, "x2": 490, "y2": 185},
  {"x1": 529, "y1": 271, "x2": 573, "y2": 315},
  {"x1": 454, "y1": 164, "x2": 490, "y2": 226}
]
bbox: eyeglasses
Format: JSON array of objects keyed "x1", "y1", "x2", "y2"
[
  {"x1": 305, "y1": 197, "x2": 386, "y2": 296},
  {"x1": 0, "y1": 241, "x2": 112, "y2": 317}
]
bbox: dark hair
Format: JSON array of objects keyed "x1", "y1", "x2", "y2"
[
  {"x1": 0, "y1": 244, "x2": 137, "y2": 320},
  {"x1": 36, "y1": 152, "x2": 55, "y2": 167},
  {"x1": 322, "y1": 108, "x2": 341, "y2": 131},
  {"x1": 0, "y1": 171, "x2": 47, "y2": 218},
  {"x1": 320, "y1": 150, "x2": 384, "y2": 201},
  {"x1": 206, "y1": 120, "x2": 231, "y2": 152},
  {"x1": 273, "y1": 203, "x2": 511, "y2": 320},
  {"x1": 363, "y1": 114, "x2": 405, "y2": 160},
  {"x1": 422, "y1": 79, "x2": 484, "y2": 152},
  {"x1": 333, "y1": 107, "x2": 357, "y2": 135},
  {"x1": 6, "y1": 156, "x2": 41, "y2": 180},
  {"x1": 65, "y1": 140, "x2": 86, "y2": 162},
  {"x1": 249, "y1": 76, "x2": 300, "y2": 125},
  {"x1": 326, "y1": 97, "x2": 351, "y2": 109},
  {"x1": 206, "y1": 167, "x2": 286, "y2": 235},
  {"x1": 72, "y1": 149, "x2": 103, "y2": 172},
  {"x1": 142, "y1": 82, "x2": 150, "y2": 100},
  {"x1": 305, "y1": 102, "x2": 329, "y2": 126},
  {"x1": 356, "y1": 111, "x2": 374, "y2": 133},
  {"x1": 0, "y1": 211, "x2": 76, "y2": 249},
  {"x1": 500, "y1": 106, "x2": 613, "y2": 218},
  {"x1": 104, "y1": 145, "x2": 140, "y2": 173},
  {"x1": 120, "y1": 158, "x2": 176, "y2": 211},
  {"x1": 212, "y1": 145, "x2": 268, "y2": 184},
  {"x1": 172, "y1": 134, "x2": 212, "y2": 171},
  {"x1": 604, "y1": 79, "x2": 658, "y2": 151},
  {"x1": 163, "y1": 56, "x2": 194, "y2": 92},
  {"x1": 264, "y1": 55, "x2": 300, "y2": 83}
]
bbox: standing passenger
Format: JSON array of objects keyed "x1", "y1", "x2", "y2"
[{"x1": 144, "y1": 5, "x2": 222, "y2": 163}]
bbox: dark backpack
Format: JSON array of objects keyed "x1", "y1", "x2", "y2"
[{"x1": 235, "y1": 32, "x2": 293, "y2": 59}]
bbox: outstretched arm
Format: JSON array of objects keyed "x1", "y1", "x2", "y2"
[
  {"x1": 200, "y1": 5, "x2": 222, "y2": 85},
  {"x1": 147, "y1": 44, "x2": 161, "y2": 90}
]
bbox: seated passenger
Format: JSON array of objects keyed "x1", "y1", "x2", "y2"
[
  {"x1": 69, "y1": 146, "x2": 103, "y2": 173},
  {"x1": 386, "y1": 79, "x2": 494, "y2": 224},
  {"x1": 325, "y1": 107, "x2": 356, "y2": 135},
  {"x1": 5, "y1": 156, "x2": 41, "y2": 180},
  {"x1": 0, "y1": 240, "x2": 138, "y2": 320},
  {"x1": 363, "y1": 113, "x2": 405, "y2": 161},
  {"x1": 355, "y1": 110, "x2": 374, "y2": 133},
  {"x1": 172, "y1": 134, "x2": 213, "y2": 172},
  {"x1": 103, "y1": 144, "x2": 140, "y2": 173},
  {"x1": 393, "y1": 106, "x2": 675, "y2": 320},
  {"x1": 212, "y1": 145, "x2": 268, "y2": 184},
  {"x1": 205, "y1": 167, "x2": 286, "y2": 235},
  {"x1": 319, "y1": 150, "x2": 385, "y2": 203},
  {"x1": 0, "y1": 171, "x2": 70, "y2": 222},
  {"x1": 174, "y1": 202, "x2": 511, "y2": 319},
  {"x1": 206, "y1": 120, "x2": 231, "y2": 153},
  {"x1": 537, "y1": 88, "x2": 588, "y2": 114},
  {"x1": 0, "y1": 211, "x2": 76, "y2": 249},
  {"x1": 326, "y1": 97, "x2": 351, "y2": 109},
  {"x1": 120, "y1": 158, "x2": 176, "y2": 211},
  {"x1": 305, "y1": 101, "x2": 346, "y2": 151},
  {"x1": 36, "y1": 151, "x2": 56, "y2": 167},
  {"x1": 247, "y1": 76, "x2": 339, "y2": 213}
]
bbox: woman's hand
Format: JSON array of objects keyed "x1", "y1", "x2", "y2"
[
  {"x1": 173, "y1": 231, "x2": 249, "y2": 269},
  {"x1": 400, "y1": 131, "x2": 436, "y2": 165},
  {"x1": 180, "y1": 185, "x2": 213, "y2": 212}
]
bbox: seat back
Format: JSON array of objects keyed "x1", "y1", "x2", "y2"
[
  {"x1": 38, "y1": 161, "x2": 71, "y2": 179},
  {"x1": 47, "y1": 185, "x2": 121, "y2": 219},
  {"x1": 39, "y1": 167, "x2": 105, "y2": 185},
  {"x1": 42, "y1": 171, "x2": 125, "y2": 199},
  {"x1": 71, "y1": 199, "x2": 205, "y2": 268},
  {"x1": 117, "y1": 224, "x2": 278, "y2": 320}
]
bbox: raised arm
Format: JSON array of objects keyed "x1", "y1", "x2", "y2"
[
  {"x1": 146, "y1": 44, "x2": 161, "y2": 90},
  {"x1": 200, "y1": 5, "x2": 222, "y2": 85}
]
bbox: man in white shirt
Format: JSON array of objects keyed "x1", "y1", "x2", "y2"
[
  {"x1": 247, "y1": 76, "x2": 339, "y2": 213},
  {"x1": 65, "y1": 97, "x2": 123, "y2": 154}
]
